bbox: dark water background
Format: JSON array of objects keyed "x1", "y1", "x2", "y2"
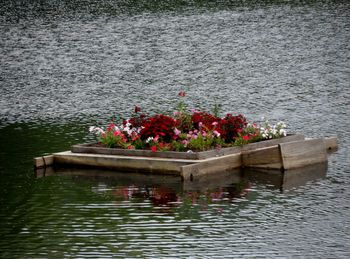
[{"x1": 0, "y1": 0, "x2": 349, "y2": 257}]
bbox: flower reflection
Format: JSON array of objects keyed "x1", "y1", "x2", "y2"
[{"x1": 111, "y1": 181, "x2": 251, "y2": 210}]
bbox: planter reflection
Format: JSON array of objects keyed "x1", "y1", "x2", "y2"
[
  {"x1": 35, "y1": 161, "x2": 328, "y2": 210},
  {"x1": 36, "y1": 167, "x2": 250, "y2": 208},
  {"x1": 242, "y1": 162, "x2": 328, "y2": 192}
]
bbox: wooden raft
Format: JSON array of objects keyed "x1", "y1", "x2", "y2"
[{"x1": 34, "y1": 136, "x2": 337, "y2": 181}]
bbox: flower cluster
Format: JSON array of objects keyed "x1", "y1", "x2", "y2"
[
  {"x1": 259, "y1": 119, "x2": 287, "y2": 139},
  {"x1": 89, "y1": 92, "x2": 287, "y2": 152},
  {"x1": 89, "y1": 123, "x2": 129, "y2": 148}
]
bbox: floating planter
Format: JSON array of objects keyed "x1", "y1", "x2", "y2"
[
  {"x1": 34, "y1": 91, "x2": 338, "y2": 181},
  {"x1": 34, "y1": 135, "x2": 337, "y2": 181}
]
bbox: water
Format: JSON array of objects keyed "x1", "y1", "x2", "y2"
[{"x1": 1, "y1": 0, "x2": 349, "y2": 257}]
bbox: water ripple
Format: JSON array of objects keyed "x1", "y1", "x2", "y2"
[{"x1": 1, "y1": 1, "x2": 350, "y2": 258}]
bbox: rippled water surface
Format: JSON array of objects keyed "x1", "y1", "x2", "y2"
[{"x1": 0, "y1": 0, "x2": 349, "y2": 257}]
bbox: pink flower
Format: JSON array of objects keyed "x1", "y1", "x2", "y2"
[
  {"x1": 178, "y1": 91, "x2": 186, "y2": 97},
  {"x1": 212, "y1": 121, "x2": 218, "y2": 126},
  {"x1": 174, "y1": 128, "x2": 181, "y2": 136},
  {"x1": 107, "y1": 123, "x2": 116, "y2": 132},
  {"x1": 151, "y1": 146, "x2": 157, "y2": 152},
  {"x1": 173, "y1": 111, "x2": 181, "y2": 116},
  {"x1": 213, "y1": 130, "x2": 220, "y2": 137}
]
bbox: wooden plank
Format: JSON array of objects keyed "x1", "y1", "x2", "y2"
[
  {"x1": 324, "y1": 136, "x2": 338, "y2": 151},
  {"x1": 242, "y1": 145, "x2": 283, "y2": 169},
  {"x1": 54, "y1": 151, "x2": 198, "y2": 175},
  {"x1": 242, "y1": 134, "x2": 304, "y2": 152},
  {"x1": 180, "y1": 153, "x2": 242, "y2": 181},
  {"x1": 33, "y1": 155, "x2": 54, "y2": 168},
  {"x1": 72, "y1": 143, "x2": 241, "y2": 160},
  {"x1": 196, "y1": 146, "x2": 241, "y2": 159},
  {"x1": 279, "y1": 138, "x2": 327, "y2": 170}
]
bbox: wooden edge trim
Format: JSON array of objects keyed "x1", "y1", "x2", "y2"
[
  {"x1": 180, "y1": 154, "x2": 242, "y2": 181},
  {"x1": 34, "y1": 155, "x2": 54, "y2": 169}
]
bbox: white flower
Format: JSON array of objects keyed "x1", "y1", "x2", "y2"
[
  {"x1": 146, "y1": 137, "x2": 153, "y2": 143},
  {"x1": 279, "y1": 129, "x2": 287, "y2": 136},
  {"x1": 277, "y1": 121, "x2": 286, "y2": 128},
  {"x1": 89, "y1": 126, "x2": 105, "y2": 135}
]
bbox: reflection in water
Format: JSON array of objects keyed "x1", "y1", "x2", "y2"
[
  {"x1": 243, "y1": 162, "x2": 328, "y2": 192},
  {"x1": 38, "y1": 163, "x2": 328, "y2": 209},
  {"x1": 39, "y1": 168, "x2": 252, "y2": 207}
]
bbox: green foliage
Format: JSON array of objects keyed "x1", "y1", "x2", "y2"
[
  {"x1": 99, "y1": 131, "x2": 129, "y2": 148},
  {"x1": 212, "y1": 97, "x2": 222, "y2": 117}
]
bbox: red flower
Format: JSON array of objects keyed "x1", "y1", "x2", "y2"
[
  {"x1": 134, "y1": 105, "x2": 141, "y2": 113},
  {"x1": 219, "y1": 114, "x2": 247, "y2": 142},
  {"x1": 242, "y1": 135, "x2": 250, "y2": 140},
  {"x1": 191, "y1": 111, "x2": 221, "y2": 131},
  {"x1": 140, "y1": 114, "x2": 178, "y2": 142},
  {"x1": 178, "y1": 91, "x2": 186, "y2": 97},
  {"x1": 151, "y1": 146, "x2": 157, "y2": 152},
  {"x1": 124, "y1": 114, "x2": 147, "y2": 128},
  {"x1": 107, "y1": 123, "x2": 116, "y2": 132}
]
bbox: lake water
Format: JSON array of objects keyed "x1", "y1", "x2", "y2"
[{"x1": 0, "y1": 0, "x2": 349, "y2": 257}]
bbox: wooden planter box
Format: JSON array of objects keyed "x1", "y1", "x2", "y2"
[
  {"x1": 71, "y1": 134, "x2": 305, "y2": 160},
  {"x1": 35, "y1": 134, "x2": 337, "y2": 181}
]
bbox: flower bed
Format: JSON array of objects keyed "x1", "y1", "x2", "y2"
[{"x1": 86, "y1": 91, "x2": 287, "y2": 154}]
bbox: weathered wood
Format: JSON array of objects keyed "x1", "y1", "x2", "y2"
[
  {"x1": 324, "y1": 136, "x2": 338, "y2": 151},
  {"x1": 72, "y1": 143, "x2": 241, "y2": 160},
  {"x1": 279, "y1": 138, "x2": 327, "y2": 170},
  {"x1": 242, "y1": 145, "x2": 283, "y2": 169},
  {"x1": 34, "y1": 135, "x2": 336, "y2": 179},
  {"x1": 71, "y1": 134, "x2": 302, "y2": 160},
  {"x1": 33, "y1": 155, "x2": 54, "y2": 168},
  {"x1": 180, "y1": 153, "x2": 242, "y2": 181},
  {"x1": 242, "y1": 134, "x2": 305, "y2": 152},
  {"x1": 54, "y1": 151, "x2": 198, "y2": 175}
]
